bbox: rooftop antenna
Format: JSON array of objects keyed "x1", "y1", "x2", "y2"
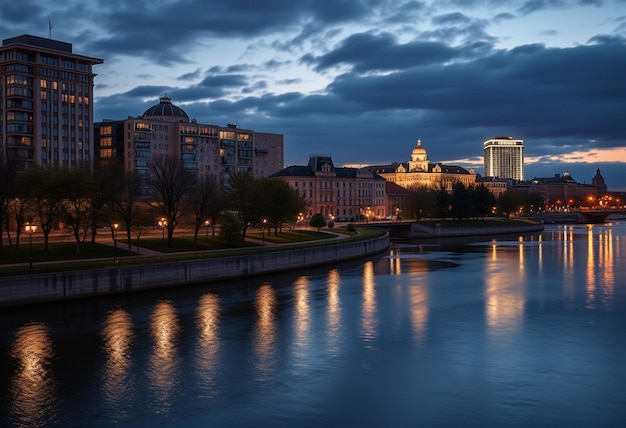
[{"x1": 48, "y1": 19, "x2": 53, "y2": 39}]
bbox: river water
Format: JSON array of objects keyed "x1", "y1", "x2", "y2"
[{"x1": 1, "y1": 223, "x2": 625, "y2": 427}]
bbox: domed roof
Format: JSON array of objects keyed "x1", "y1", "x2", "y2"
[
  {"x1": 142, "y1": 96, "x2": 189, "y2": 122},
  {"x1": 412, "y1": 139, "x2": 426, "y2": 155}
]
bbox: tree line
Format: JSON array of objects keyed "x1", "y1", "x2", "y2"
[
  {"x1": 0, "y1": 155, "x2": 306, "y2": 254},
  {"x1": 406, "y1": 182, "x2": 545, "y2": 220}
]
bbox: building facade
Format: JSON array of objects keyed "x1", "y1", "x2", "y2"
[
  {"x1": 272, "y1": 155, "x2": 387, "y2": 220},
  {"x1": 0, "y1": 35, "x2": 103, "y2": 170},
  {"x1": 483, "y1": 136, "x2": 524, "y2": 181},
  {"x1": 95, "y1": 96, "x2": 283, "y2": 192},
  {"x1": 369, "y1": 139, "x2": 476, "y2": 191}
]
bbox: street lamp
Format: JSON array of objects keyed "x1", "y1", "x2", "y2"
[
  {"x1": 204, "y1": 219, "x2": 210, "y2": 239},
  {"x1": 158, "y1": 217, "x2": 166, "y2": 241},
  {"x1": 112, "y1": 223, "x2": 119, "y2": 263},
  {"x1": 24, "y1": 222, "x2": 37, "y2": 270},
  {"x1": 262, "y1": 218, "x2": 267, "y2": 246}
]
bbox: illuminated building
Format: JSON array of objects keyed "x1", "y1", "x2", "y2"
[
  {"x1": 0, "y1": 34, "x2": 103, "y2": 170},
  {"x1": 272, "y1": 154, "x2": 386, "y2": 220},
  {"x1": 368, "y1": 139, "x2": 476, "y2": 192},
  {"x1": 94, "y1": 96, "x2": 283, "y2": 192},
  {"x1": 483, "y1": 136, "x2": 524, "y2": 181}
]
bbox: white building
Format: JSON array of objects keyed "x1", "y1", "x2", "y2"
[{"x1": 483, "y1": 136, "x2": 524, "y2": 181}]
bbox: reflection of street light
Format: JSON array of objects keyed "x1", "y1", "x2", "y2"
[
  {"x1": 262, "y1": 218, "x2": 267, "y2": 246},
  {"x1": 112, "y1": 223, "x2": 119, "y2": 263},
  {"x1": 24, "y1": 222, "x2": 37, "y2": 270},
  {"x1": 158, "y1": 217, "x2": 166, "y2": 240}
]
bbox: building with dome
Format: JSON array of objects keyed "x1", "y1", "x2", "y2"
[
  {"x1": 95, "y1": 96, "x2": 284, "y2": 193},
  {"x1": 367, "y1": 139, "x2": 477, "y2": 191}
]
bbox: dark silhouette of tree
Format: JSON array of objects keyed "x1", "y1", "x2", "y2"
[
  {"x1": 435, "y1": 186, "x2": 449, "y2": 220},
  {"x1": 310, "y1": 213, "x2": 327, "y2": 231},
  {"x1": 90, "y1": 160, "x2": 124, "y2": 244},
  {"x1": 409, "y1": 186, "x2": 436, "y2": 220},
  {"x1": 149, "y1": 156, "x2": 193, "y2": 248},
  {"x1": 472, "y1": 184, "x2": 497, "y2": 218},
  {"x1": 188, "y1": 174, "x2": 220, "y2": 244},
  {"x1": 112, "y1": 169, "x2": 143, "y2": 248},
  {"x1": 257, "y1": 177, "x2": 306, "y2": 235},
  {"x1": 30, "y1": 167, "x2": 66, "y2": 251},
  {"x1": 0, "y1": 153, "x2": 20, "y2": 252},
  {"x1": 226, "y1": 172, "x2": 258, "y2": 239},
  {"x1": 497, "y1": 190, "x2": 526, "y2": 218},
  {"x1": 61, "y1": 168, "x2": 95, "y2": 255}
]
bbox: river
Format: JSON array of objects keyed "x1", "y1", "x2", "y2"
[{"x1": 1, "y1": 223, "x2": 625, "y2": 427}]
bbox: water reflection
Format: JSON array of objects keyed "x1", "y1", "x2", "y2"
[
  {"x1": 408, "y1": 280, "x2": 429, "y2": 344},
  {"x1": 148, "y1": 301, "x2": 181, "y2": 412},
  {"x1": 293, "y1": 276, "x2": 311, "y2": 361},
  {"x1": 586, "y1": 226, "x2": 616, "y2": 309},
  {"x1": 196, "y1": 293, "x2": 221, "y2": 397},
  {"x1": 9, "y1": 322, "x2": 58, "y2": 428},
  {"x1": 485, "y1": 244, "x2": 525, "y2": 336},
  {"x1": 101, "y1": 308, "x2": 135, "y2": 411},
  {"x1": 326, "y1": 269, "x2": 342, "y2": 354},
  {"x1": 361, "y1": 261, "x2": 377, "y2": 345},
  {"x1": 254, "y1": 283, "x2": 278, "y2": 380}
]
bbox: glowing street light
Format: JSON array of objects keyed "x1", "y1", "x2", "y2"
[
  {"x1": 262, "y1": 218, "x2": 267, "y2": 246},
  {"x1": 158, "y1": 217, "x2": 167, "y2": 241},
  {"x1": 112, "y1": 223, "x2": 119, "y2": 263},
  {"x1": 204, "y1": 219, "x2": 210, "y2": 239},
  {"x1": 24, "y1": 222, "x2": 37, "y2": 270}
]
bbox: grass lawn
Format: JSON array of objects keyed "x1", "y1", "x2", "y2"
[
  {"x1": 246, "y1": 229, "x2": 336, "y2": 243},
  {"x1": 121, "y1": 236, "x2": 255, "y2": 253},
  {"x1": 0, "y1": 241, "x2": 135, "y2": 265}
]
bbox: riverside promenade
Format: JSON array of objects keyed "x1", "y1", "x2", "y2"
[{"x1": 0, "y1": 229, "x2": 390, "y2": 307}]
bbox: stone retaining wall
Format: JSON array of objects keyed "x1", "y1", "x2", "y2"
[{"x1": 0, "y1": 234, "x2": 389, "y2": 307}]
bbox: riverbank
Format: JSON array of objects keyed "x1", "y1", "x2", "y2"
[
  {"x1": 365, "y1": 219, "x2": 545, "y2": 239},
  {"x1": 0, "y1": 231, "x2": 390, "y2": 307}
]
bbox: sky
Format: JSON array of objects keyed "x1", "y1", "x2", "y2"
[{"x1": 2, "y1": 0, "x2": 626, "y2": 190}]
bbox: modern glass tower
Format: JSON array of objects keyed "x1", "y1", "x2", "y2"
[
  {"x1": 483, "y1": 136, "x2": 524, "y2": 181},
  {"x1": 0, "y1": 34, "x2": 103, "y2": 170}
]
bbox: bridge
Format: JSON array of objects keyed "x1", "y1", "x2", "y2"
[{"x1": 524, "y1": 209, "x2": 626, "y2": 224}]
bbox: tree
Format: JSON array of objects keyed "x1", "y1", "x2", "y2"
[
  {"x1": 310, "y1": 213, "x2": 327, "y2": 231},
  {"x1": 188, "y1": 174, "x2": 219, "y2": 244},
  {"x1": 409, "y1": 186, "x2": 437, "y2": 220},
  {"x1": 112, "y1": 169, "x2": 143, "y2": 248},
  {"x1": 0, "y1": 152, "x2": 20, "y2": 252},
  {"x1": 90, "y1": 160, "x2": 124, "y2": 244},
  {"x1": 435, "y1": 186, "x2": 449, "y2": 220},
  {"x1": 226, "y1": 172, "x2": 258, "y2": 239},
  {"x1": 497, "y1": 190, "x2": 526, "y2": 218},
  {"x1": 30, "y1": 167, "x2": 66, "y2": 251},
  {"x1": 61, "y1": 168, "x2": 95, "y2": 255},
  {"x1": 149, "y1": 156, "x2": 193, "y2": 248},
  {"x1": 257, "y1": 178, "x2": 306, "y2": 235}
]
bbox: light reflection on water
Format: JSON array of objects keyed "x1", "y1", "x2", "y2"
[
  {"x1": 9, "y1": 323, "x2": 58, "y2": 428},
  {"x1": 1, "y1": 223, "x2": 626, "y2": 427}
]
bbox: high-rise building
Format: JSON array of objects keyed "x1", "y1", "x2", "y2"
[
  {"x1": 0, "y1": 35, "x2": 103, "y2": 170},
  {"x1": 483, "y1": 136, "x2": 524, "y2": 181},
  {"x1": 94, "y1": 96, "x2": 283, "y2": 193}
]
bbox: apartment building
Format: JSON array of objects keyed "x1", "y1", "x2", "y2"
[{"x1": 0, "y1": 34, "x2": 103, "y2": 170}]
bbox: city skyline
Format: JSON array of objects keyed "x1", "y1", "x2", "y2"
[{"x1": 1, "y1": 1, "x2": 625, "y2": 189}]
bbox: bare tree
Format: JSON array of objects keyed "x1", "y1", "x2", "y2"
[
  {"x1": 113, "y1": 169, "x2": 143, "y2": 249},
  {"x1": 149, "y1": 156, "x2": 193, "y2": 248},
  {"x1": 30, "y1": 167, "x2": 66, "y2": 251},
  {"x1": 226, "y1": 172, "x2": 259, "y2": 239},
  {"x1": 188, "y1": 174, "x2": 220, "y2": 244},
  {"x1": 61, "y1": 168, "x2": 95, "y2": 255}
]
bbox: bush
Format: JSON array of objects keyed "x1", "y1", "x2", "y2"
[
  {"x1": 347, "y1": 223, "x2": 356, "y2": 232},
  {"x1": 310, "y1": 213, "x2": 327, "y2": 231}
]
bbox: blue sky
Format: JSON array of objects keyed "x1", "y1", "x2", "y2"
[{"x1": 2, "y1": 0, "x2": 626, "y2": 190}]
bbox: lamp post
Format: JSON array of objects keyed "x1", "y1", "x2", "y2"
[
  {"x1": 112, "y1": 223, "x2": 119, "y2": 263},
  {"x1": 24, "y1": 223, "x2": 37, "y2": 270},
  {"x1": 158, "y1": 217, "x2": 166, "y2": 241},
  {"x1": 262, "y1": 218, "x2": 267, "y2": 246},
  {"x1": 204, "y1": 219, "x2": 210, "y2": 239}
]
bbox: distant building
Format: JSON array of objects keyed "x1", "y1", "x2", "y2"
[
  {"x1": 483, "y1": 136, "x2": 524, "y2": 181},
  {"x1": 368, "y1": 139, "x2": 476, "y2": 192},
  {"x1": 94, "y1": 96, "x2": 283, "y2": 192},
  {"x1": 0, "y1": 34, "x2": 103, "y2": 170},
  {"x1": 520, "y1": 168, "x2": 608, "y2": 208},
  {"x1": 272, "y1": 154, "x2": 386, "y2": 220}
]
